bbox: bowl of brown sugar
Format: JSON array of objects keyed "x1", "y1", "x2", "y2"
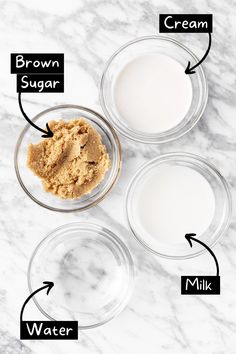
[{"x1": 15, "y1": 105, "x2": 121, "y2": 212}]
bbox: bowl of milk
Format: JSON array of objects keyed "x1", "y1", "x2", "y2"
[
  {"x1": 100, "y1": 36, "x2": 208, "y2": 143},
  {"x1": 125, "y1": 153, "x2": 232, "y2": 258}
]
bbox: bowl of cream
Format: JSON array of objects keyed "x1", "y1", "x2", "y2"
[
  {"x1": 125, "y1": 153, "x2": 232, "y2": 259},
  {"x1": 100, "y1": 36, "x2": 208, "y2": 143}
]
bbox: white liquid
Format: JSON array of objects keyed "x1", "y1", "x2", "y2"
[
  {"x1": 133, "y1": 165, "x2": 215, "y2": 245},
  {"x1": 114, "y1": 54, "x2": 193, "y2": 133}
]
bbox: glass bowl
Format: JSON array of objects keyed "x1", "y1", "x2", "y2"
[
  {"x1": 100, "y1": 36, "x2": 208, "y2": 144},
  {"x1": 28, "y1": 222, "x2": 134, "y2": 329},
  {"x1": 125, "y1": 153, "x2": 232, "y2": 259},
  {"x1": 14, "y1": 105, "x2": 121, "y2": 212}
]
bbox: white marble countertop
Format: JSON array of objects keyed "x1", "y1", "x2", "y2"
[{"x1": 1, "y1": 0, "x2": 236, "y2": 353}]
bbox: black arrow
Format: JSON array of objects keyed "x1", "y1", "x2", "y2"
[
  {"x1": 185, "y1": 33, "x2": 212, "y2": 75},
  {"x1": 185, "y1": 233, "x2": 219, "y2": 277},
  {"x1": 20, "y1": 281, "x2": 54, "y2": 322},
  {"x1": 18, "y1": 92, "x2": 54, "y2": 138}
]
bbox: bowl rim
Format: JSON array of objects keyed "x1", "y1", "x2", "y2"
[
  {"x1": 27, "y1": 222, "x2": 135, "y2": 330},
  {"x1": 100, "y1": 35, "x2": 208, "y2": 144},
  {"x1": 125, "y1": 152, "x2": 232, "y2": 259},
  {"x1": 14, "y1": 104, "x2": 122, "y2": 212}
]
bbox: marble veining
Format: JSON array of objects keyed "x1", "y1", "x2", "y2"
[{"x1": 0, "y1": 0, "x2": 236, "y2": 353}]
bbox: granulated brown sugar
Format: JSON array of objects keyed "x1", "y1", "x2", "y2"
[{"x1": 27, "y1": 118, "x2": 110, "y2": 199}]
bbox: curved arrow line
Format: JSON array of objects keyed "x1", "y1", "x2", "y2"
[
  {"x1": 185, "y1": 233, "x2": 219, "y2": 277},
  {"x1": 18, "y1": 92, "x2": 53, "y2": 138},
  {"x1": 20, "y1": 281, "x2": 54, "y2": 322},
  {"x1": 185, "y1": 32, "x2": 212, "y2": 74}
]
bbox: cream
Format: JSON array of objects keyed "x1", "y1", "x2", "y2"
[{"x1": 114, "y1": 53, "x2": 193, "y2": 133}]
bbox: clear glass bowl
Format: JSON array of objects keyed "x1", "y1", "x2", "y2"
[
  {"x1": 100, "y1": 36, "x2": 208, "y2": 144},
  {"x1": 14, "y1": 105, "x2": 121, "y2": 212},
  {"x1": 125, "y1": 153, "x2": 232, "y2": 259},
  {"x1": 28, "y1": 222, "x2": 134, "y2": 329}
]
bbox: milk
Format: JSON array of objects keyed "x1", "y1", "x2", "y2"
[
  {"x1": 114, "y1": 54, "x2": 193, "y2": 133},
  {"x1": 133, "y1": 165, "x2": 215, "y2": 244}
]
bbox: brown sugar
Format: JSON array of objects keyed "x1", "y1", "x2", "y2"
[{"x1": 27, "y1": 118, "x2": 111, "y2": 199}]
